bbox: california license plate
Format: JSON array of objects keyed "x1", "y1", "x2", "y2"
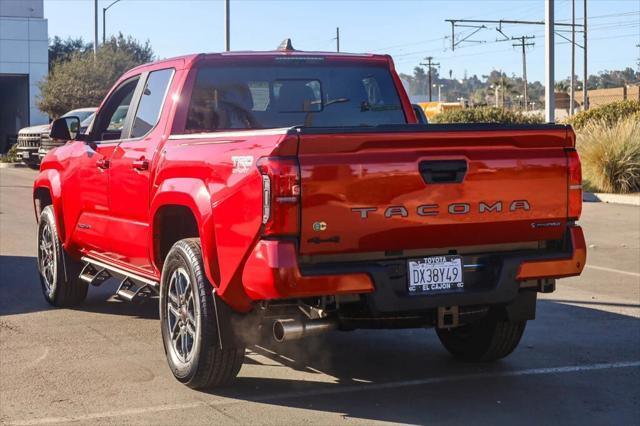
[{"x1": 407, "y1": 255, "x2": 464, "y2": 295}]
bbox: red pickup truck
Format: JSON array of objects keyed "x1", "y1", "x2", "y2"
[{"x1": 34, "y1": 46, "x2": 586, "y2": 389}]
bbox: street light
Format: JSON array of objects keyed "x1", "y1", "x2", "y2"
[
  {"x1": 103, "y1": 0, "x2": 122, "y2": 45},
  {"x1": 432, "y1": 83, "x2": 444, "y2": 102}
]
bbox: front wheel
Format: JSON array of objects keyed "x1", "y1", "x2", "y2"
[
  {"x1": 160, "y1": 238, "x2": 245, "y2": 389},
  {"x1": 37, "y1": 205, "x2": 87, "y2": 306},
  {"x1": 436, "y1": 310, "x2": 526, "y2": 361}
]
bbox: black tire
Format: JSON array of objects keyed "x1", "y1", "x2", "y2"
[
  {"x1": 37, "y1": 205, "x2": 88, "y2": 306},
  {"x1": 160, "y1": 238, "x2": 245, "y2": 389},
  {"x1": 436, "y1": 310, "x2": 526, "y2": 361}
]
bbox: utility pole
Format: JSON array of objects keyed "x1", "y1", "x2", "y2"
[
  {"x1": 224, "y1": 0, "x2": 230, "y2": 52},
  {"x1": 512, "y1": 36, "x2": 535, "y2": 111},
  {"x1": 336, "y1": 27, "x2": 340, "y2": 52},
  {"x1": 420, "y1": 57, "x2": 440, "y2": 102},
  {"x1": 583, "y1": 0, "x2": 588, "y2": 110},
  {"x1": 545, "y1": 0, "x2": 555, "y2": 122},
  {"x1": 501, "y1": 73, "x2": 506, "y2": 108},
  {"x1": 93, "y1": 0, "x2": 98, "y2": 57}
]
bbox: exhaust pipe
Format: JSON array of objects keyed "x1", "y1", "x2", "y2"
[{"x1": 272, "y1": 318, "x2": 337, "y2": 342}]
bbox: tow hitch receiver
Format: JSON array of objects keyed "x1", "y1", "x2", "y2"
[{"x1": 437, "y1": 306, "x2": 459, "y2": 328}]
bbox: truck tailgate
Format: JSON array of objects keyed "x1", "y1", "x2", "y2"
[{"x1": 298, "y1": 125, "x2": 573, "y2": 256}]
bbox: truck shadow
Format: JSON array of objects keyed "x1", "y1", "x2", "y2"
[
  {"x1": 0, "y1": 255, "x2": 159, "y2": 319},
  {"x1": 205, "y1": 301, "x2": 640, "y2": 424}
]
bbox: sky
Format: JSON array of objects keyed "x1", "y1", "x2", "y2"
[{"x1": 43, "y1": 0, "x2": 640, "y2": 83}]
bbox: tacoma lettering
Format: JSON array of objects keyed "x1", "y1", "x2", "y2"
[{"x1": 352, "y1": 200, "x2": 531, "y2": 219}]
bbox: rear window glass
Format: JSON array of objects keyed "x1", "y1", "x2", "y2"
[{"x1": 182, "y1": 62, "x2": 406, "y2": 131}]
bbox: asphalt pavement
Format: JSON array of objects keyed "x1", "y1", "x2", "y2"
[{"x1": 1, "y1": 167, "x2": 639, "y2": 425}]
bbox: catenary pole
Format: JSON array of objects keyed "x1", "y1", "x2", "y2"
[
  {"x1": 224, "y1": 0, "x2": 230, "y2": 51},
  {"x1": 583, "y1": 0, "x2": 588, "y2": 110},
  {"x1": 94, "y1": 0, "x2": 98, "y2": 57},
  {"x1": 570, "y1": 0, "x2": 575, "y2": 115},
  {"x1": 545, "y1": 0, "x2": 555, "y2": 122}
]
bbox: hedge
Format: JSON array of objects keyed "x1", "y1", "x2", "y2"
[
  {"x1": 565, "y1": 100, "x2": 640, "y2": 130},
  {"x1": 431, "y1": 107, "x2": 544, "y2": 124}
]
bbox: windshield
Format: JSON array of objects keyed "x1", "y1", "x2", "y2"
[
  {"x1": 183, "y1": 61, "x2": 406, "y2": 131},
  {"x1": 80, "y1": 113, "x2": 95, "y2": 127},
  {"x1": 63, "y1": 109, "x2": 96, "y2": 122}
]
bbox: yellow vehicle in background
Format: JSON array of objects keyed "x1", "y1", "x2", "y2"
[{"x1": 418, "y1": 101, "x2": 465, "y2": 121}]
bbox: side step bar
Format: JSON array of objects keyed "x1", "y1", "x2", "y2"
[{"x1": 80, "y1": 257, "x2": 159, "y2": 302}]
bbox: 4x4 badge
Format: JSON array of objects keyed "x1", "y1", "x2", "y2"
[{"x1": 312, "y1": 221, "x2": 327, "y2": 232}]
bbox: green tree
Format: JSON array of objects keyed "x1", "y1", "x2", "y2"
[
  {"x1": 48, "y1": 36, "x2": 93, "y2": 67},
  {"x1": 103, "y1": 32, "x2": 154, "y2": 64},
  {"x1": 38, "y1": 37, "x2": 154, "y2": 118}
]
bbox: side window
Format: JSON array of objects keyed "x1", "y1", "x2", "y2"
[
  {"x1": 130, "y1": 69, "x2": 174, "y2": 139},
  {"x1": 91, "y1": 76, "x2": 139, "y2": 142}
]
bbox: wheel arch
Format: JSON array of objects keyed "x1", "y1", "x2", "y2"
[
  {"x1": 150, "y1": 178, "x2": 220, "y2": 287},
  {"x1": 33, "y1": 170, "x2": 65, "y2": 241}
]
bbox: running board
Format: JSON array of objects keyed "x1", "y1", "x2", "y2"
[{"x1": 81, "y1": 257, "x2": 159, "y2": 302}]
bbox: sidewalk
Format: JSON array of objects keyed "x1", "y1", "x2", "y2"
[{"x1": 584, "y1": 192, "x2": 640, "y2": 206}]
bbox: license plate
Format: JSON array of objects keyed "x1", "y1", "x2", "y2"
[
  {"x1": 22, "y1": 152, "x2": 30, "y2": 159},
  {"x1": 407, "y1": 255, "x2": 464, "y2": 295}
]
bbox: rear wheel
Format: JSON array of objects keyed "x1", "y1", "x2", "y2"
[
  {"x1": 436, "y1": 310, "x2": 526, "y2": 361},
  {"x1": 160, "y1": 238, "x2": 245, "y2": 389},
  {"x1": 37, "y1": 205, "x2": 87, "y2": 306}
]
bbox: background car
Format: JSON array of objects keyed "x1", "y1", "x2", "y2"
[
  {"x1": 15, "y1": 107, "x2": 96, "y2": 168},
  {"x1": 38, "y1": 109, "x2": 97, "y2": 161}
]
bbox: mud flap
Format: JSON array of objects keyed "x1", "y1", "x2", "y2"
[{"x1": 211, "y1": 289, "x2": 256, "y2": 348}]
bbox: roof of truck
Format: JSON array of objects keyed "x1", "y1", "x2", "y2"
[{"x1": 128, "y1": 50, "x2": 392, "y2": 73}]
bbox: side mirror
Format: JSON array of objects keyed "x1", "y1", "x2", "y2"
[
  {"x1": 412, "y1": 104, "x2": 428, "y2": 125},
  {"x1": 50, "y1": 116, "x2": 80, "y2": 141}
]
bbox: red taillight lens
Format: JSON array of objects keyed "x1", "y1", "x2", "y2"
[
  {"x1": 257, "y1": 157, "x2": 300, "y2": 237},
  {"x1": 567, "y1": 149, "x2": 582, "y2": 220}
]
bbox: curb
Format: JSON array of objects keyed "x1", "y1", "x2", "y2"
[
  {"x1": 583, "y1": 192, "x2": 640, "y2": 206},
  {"x1": 0, "y1": 162, "x2": 28, "y2": 169}
]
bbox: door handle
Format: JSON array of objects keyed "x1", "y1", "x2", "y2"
[
  {"x1": 96, "y1": 158, "x2": 110, "y2": 169},
  {"x1": 419, "y1": 160, "x2": 468, "y2": 184},
  {"x1": 132, "y1": 158, "x2": 149, "y2": 171}
]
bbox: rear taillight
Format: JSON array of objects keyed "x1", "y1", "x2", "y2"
[
  {"x1": 257, "y1": 157, "x2": 300, "y2": 237},
  {"x1": 567, "y1": 149, "x2": 582, "y2": 220}
]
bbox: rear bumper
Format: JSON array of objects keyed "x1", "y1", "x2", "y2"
[{"x1": 242, "y1": 226, "x2": 585, "y2": 312}]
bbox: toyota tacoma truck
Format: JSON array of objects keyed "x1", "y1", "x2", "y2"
[{"x1": 33, "y1": 44, "x2": 586, "y2": 390}]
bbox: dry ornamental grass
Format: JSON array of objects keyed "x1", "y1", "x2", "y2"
[{"x1": 576, "y1": 116, "x2": 640, "y2": 194}]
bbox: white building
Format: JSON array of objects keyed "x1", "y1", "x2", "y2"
[{"x1": 0, "y1": 0, "x2": 48, "y2": 152}]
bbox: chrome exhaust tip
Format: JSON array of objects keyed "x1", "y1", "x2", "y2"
[{"x1": 272, "y1": 318, "x2": 337, "y2": 342}]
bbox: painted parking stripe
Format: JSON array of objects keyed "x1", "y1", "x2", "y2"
[
  {"x1": 586, "y1": 264, "x2": 640, "y2": 277},
  {"x1": 13, "y1": 360, "x2": 640, "y2": 425}
]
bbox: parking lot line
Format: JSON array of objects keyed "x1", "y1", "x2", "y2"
[
  {"x1": 13, "y1": 360, "x2": 640, "y2": 425},
  {"x1": 586, "y1": 264, "x2": 640, "y2": 277}
]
